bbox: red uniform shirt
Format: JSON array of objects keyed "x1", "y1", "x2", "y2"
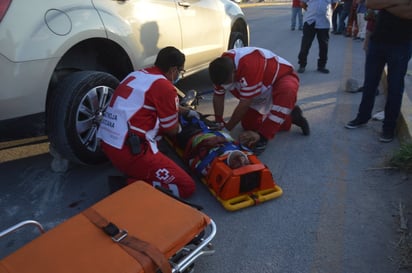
[
  {"x1": 98, "y1": 66, "x2": 179, "y2": 149},
  {"x1": 214, "y1": 47, "x2": 294, "y2": 101}
]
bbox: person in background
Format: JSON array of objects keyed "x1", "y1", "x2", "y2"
[
  {"x1": 209, "y1": 46, "x2": 310, "y2": 155},
  {"x1": 344, "y1": 0, "x2": 359, "y2": 37},
  {"x1": 97, "y1": 46, "x2": 198, "y2": 198},
  {"x1": 345, "y1": 0, "x2": 412, "y2": 143},
  {"x1": 297, "y1": 0, "x2": 339, "y2": 74},
  {"x1": 332, "y1": 1, "x2": 344, "y2": 34},
  {"x1": 291, "y1": 0, "x2": 303, "y2": 31},
  {"x1": 352, "y1": 8, "x2": 378, "y2": 94},
  {"x1": 354, "y1": 0, "x2": 367, "y2": 40},
  {"x1": 336, "y1": 0, "x2": 353, "y2": 34}
]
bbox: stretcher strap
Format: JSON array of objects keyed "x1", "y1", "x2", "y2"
[{"x1": 83, "y1": 207, "x2": 172, "y2": 273}]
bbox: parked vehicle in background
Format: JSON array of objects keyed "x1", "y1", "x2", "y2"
[{"x1": 0, "y1": 0, "x2": 249, "y2": 165}]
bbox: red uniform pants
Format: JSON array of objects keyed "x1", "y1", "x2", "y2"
[
  {"x1": 241, "y1": 72, "x2": 299, "y2": 140},
  {"x1": 101, "y1": 141, "x2": 195, "y2": 198}
]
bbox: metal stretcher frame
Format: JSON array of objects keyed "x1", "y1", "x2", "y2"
[
  {"x1": 0, "y1": 182, "x2": 216, "y2": 273},
  {"x1": 166, "y1": 138, "x2": 283, "y2": 211}
]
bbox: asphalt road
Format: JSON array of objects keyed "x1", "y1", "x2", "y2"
[{"x1": 1, "y1": 4, "x2": 412, "y2": 273}]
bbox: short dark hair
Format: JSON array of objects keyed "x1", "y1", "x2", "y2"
[
  {"x1": 155, "y1": 46, "x2": 185, "y2": 72},
  {"x1": 208, "y1": 57, "x2": 234, "y2": 85}
]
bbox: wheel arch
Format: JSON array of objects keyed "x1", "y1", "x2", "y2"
[
  {"x1": 230, "y1": 17, "x2": 250, "y2": 47},
  {"x1": 45, "y1": 38, "x2": 134, "y2": 127}
]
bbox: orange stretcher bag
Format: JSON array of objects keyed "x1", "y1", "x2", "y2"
[
  {"x1": 0, "y1": 181, "x2": 216, "y2": 273},
  {"x1": 203, "y1": 153, "x2": 283, "y2": 211}
]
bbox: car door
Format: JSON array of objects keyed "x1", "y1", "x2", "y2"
[
  {"x1": 92, "y1": 0, "x2": 182, "y2": 68},
  {"x1": 176, "y1": 0, "x2": 226, "y2": 73}
]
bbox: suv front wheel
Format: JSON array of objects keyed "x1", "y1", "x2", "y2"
[{"x1": 47, "y1": 71, "x2": 119, "y2": 165}]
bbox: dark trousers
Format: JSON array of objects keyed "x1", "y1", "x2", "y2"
[
  {"x1": 357, "y1": 40, "x2": 412, "y2": 133},
  {"x1": 298, "y1": 22, "x2": 330, "y2": 68},
  {"x1": 332, "y1": 4, "x2": 343, "y2": 32}
]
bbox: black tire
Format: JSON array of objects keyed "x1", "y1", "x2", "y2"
[
  {"x1": 47, "y1": 71, "x2": 119, "y2": 165},
  {"x1": 228, "y1": 31, "x2": 247, "y2": 49}
]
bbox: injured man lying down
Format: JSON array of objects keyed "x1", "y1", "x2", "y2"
[{"x1": 171, "y1": 111, "x2": 261, "y2": 177}]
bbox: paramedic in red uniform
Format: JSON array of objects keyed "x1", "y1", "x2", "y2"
[
  {"x1": 97, "y1": 46, "x2": 196, "y2": 198},
  {"x1": 208, "y1": 47, "x2": 310, "y2": 155}
]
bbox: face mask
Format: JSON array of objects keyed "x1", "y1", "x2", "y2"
[{"x1": 173, "y1": 73, "x2": 181, "y2": 84}]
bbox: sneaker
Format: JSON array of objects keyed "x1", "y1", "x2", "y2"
[
  {"x1": 379, "y1": 131, "x2": 394, "y2": 143},
  {"x1": 317, "y1": 67, "x2": 330, "y2": 74},
  {"x1": 345, "y1": 118, "x2": 368, "y2": 129},
  {"x1": 291, "y1": 105, "x2": 310, "y2": 135},
  {"x1": 297, "y1": 66, "x2": 305, "y2": 73},
  {"x1": 252, "y1": 135, "x2": 268, "y2": 155},
  {"x1": 356, "y1": 86, "x2": 364, "y2": 93}
]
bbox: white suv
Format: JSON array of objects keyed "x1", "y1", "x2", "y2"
[{"x1": 0, "y1": 0, "x2": 249, "y2": 165}]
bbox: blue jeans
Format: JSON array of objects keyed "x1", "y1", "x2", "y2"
[
  {"x1": 337, "y1": 8, "x2": 349, "y2": 33},
  {"x1": 291, "y1": 7, "x2": 303, "y2": 29},
  {"x1": 357, "y1": 39, "x2": 412, "y2": 133}
]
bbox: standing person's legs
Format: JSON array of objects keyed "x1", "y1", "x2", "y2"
[
  {"x1": 357, "y1": 41, "x2": 386, "y2": 122},
  {"x1": 298, "y1": 8, "x2": 303, "y2": 30},
  {"x1": 337, "y1": 9, "x2": 348, "y2": 33},
  {"x1": 291, "y1": 7, "x2": 297, "y2": 30},
  {"x1": 316, "y1": 29, "x2": 330, "y2": 71},
  {"x1": 298, "y1": 22, "x2": 316, "y2": 71},
  {"x1": 382, "y1": 42, "x2": 412, "y2": 136},
  {"x1": 332, "y1": 10, "x2": 338, "y2": 32},
  {"x1": 356, "y1": 13, "x2": 366, "y2": 39}
]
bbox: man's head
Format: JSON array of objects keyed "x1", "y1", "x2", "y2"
[
  {"x1": 208, "y1": 56, "x2": 235, "y2": 86},
  {"x1": 155, "y1": 46, "x2": 186, "y2": 83},
  {"x1": 227, "y1": 150, "x2": 250, "y2": 169}
]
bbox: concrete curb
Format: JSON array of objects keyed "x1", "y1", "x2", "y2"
[{"x1": 396, "y1": 66, "x2": 412, "y2": 144}]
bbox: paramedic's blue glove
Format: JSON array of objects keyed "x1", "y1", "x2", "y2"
[{"x1": 187, "y1": 110, "x2": 200, "y2": 119}]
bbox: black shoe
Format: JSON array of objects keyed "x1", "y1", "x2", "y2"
[
  {"x1": 291, "y1": 105, "x2": 310, "y2": 135},
  {"x1": 297, "y1": 66, "x2": 305, "y2": 73},
  {"x1": 252, "y1": 134, "x2": 268, "y2": 155},
  {"x1": 317, "y1": 67, "x2": 330, "y2": 74},
  {"x1": 345, "y1": 118, "x2": 368, "y2": 129},
  {"x1": 379, "y1": 131, "x2": 394, "y2": 143},
  {"x1": 356, "y1": 86, "x2": 364, "y2": 93},
  {"x1": 333, "y1": 31, "x2": 342, "y2": 35},
  {"x1": 291, "y1": 27, "x2": 295, "y2": 31}
]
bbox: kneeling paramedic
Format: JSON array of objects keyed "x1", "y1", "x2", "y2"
[
  {"x1": 209, "y1": 46, "x2": 310, "y2": 155},
  {"x1": 97, "y1": 46, "x2": 198, "y2": 198}
]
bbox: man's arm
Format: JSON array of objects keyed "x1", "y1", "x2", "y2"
[
  {"x1": 213, "y1": 94, "x2": 225, "y2": 122},
  {"x1": 300, "y1": 1, "x2": 308, "y2": 10},
  {"x1": 366, "y1": 0, "x2": 409, "y2": 9},
  {"x1": 386, "y1": 3, "x2": 412, "y2": 19},
  {"x1": 224, "y1": 98, "x2": 252, "y2": 131}
]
